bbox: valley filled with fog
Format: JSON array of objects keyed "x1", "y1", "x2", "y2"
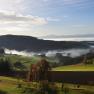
[{"x1": 5, "y1": 44, "x2": 94, "y2": 58}]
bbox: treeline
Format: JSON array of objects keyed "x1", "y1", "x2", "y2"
[
  {"x1": 50, "y1": 52, "x2": 94, "y2": 67},
  {"x1": 0, "y1": 58, "x2": 13, "y2": 75},
  {"x1": 0, "y1": 57, "x2": 27, "y2": 76}
]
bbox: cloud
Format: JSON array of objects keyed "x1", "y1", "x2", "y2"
[
  {"x1": 43, "y1": 0, "x2": 49, "y2": 2},
  {"x1": 0, "y1": 11, "x2": 47, "y2": 25},
  {"x1": 71, "y1": 24, "x2": 86, "y2": 27},
  {"x1": 0, "y1": 0, "x2": 24, "y2": 12},
  {"x1": 63, "y1": 0, "x2": 82, "y2": 4},
  {"x1": 0, "y1": 11, "x2": 48, "y2": 37},
  {"x1": 62, "y1": 0, "x2": 94, "y2": 9},
  {"x1": 46, "y1": 17, "x2": 60, "y2": 22}
]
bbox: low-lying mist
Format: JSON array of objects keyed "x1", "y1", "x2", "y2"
[
  {"x1": 4, "y1": 48, "x2": 91, "y2": 58},
  {"x1": 46, "y1": 49, "x2": 90, "y2": 57},
  {"x1": 5, "y1": 48, "x2": 33, "y2": 57}
]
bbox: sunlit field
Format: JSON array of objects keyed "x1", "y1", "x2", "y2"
[{"x1": 53, "y1": 64, "x2": 94, "y2": 71}]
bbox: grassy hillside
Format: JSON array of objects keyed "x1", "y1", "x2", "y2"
[
  {"x1": 0, "y1": 76, "x2": 24, "y2": 94},
  {"x1": 0, "y1": 76, "x2": 94, "y2": 94},
  {"x1": 53, "y1": 64, "x2": 94, "y2": 71},
  {"x1": 1, "y1": 54, "x2": 94, "y2": 71},
  {"x1": 0, "y1": 54, "x2": 40, "y2": 68}
]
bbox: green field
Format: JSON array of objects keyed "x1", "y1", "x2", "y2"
[
  {"x1": 1, "y1": 54, "x2": 94, "y2": 71},
  {"x1": 53, "y1": 64, "x2": 94, "y2": 71},
  {"x1": 0, "y1": 76, "x2": 24, "y2": 94},
  {"x1": 0, "y1": 54, "x2": 41, "y2": 70},
  {"x1": 3, "y1": 54, "x2": 40, "y2": 64},
  {"x1": 0, "y1": 76, "x2": 94, "y2": 94},
  {"x1": 0, "y1": 55, "x2": 94, "y2": 94}
]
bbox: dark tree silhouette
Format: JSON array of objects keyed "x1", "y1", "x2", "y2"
[
  {"x1": 0, "y1": 58, "x2": 13, "y2": 74},
  {"x1": 37, "y1": 58, "x2": 51, "y2": 81},
  {"x1": 27, "y1": 58, "x2": 51, "y2": 82},
  {"x1": 14, "y1": 61, "x2": 26, "y2": 70},
  {"x1": 0, "y1": 48, "x2": 5, "y2": 55}
]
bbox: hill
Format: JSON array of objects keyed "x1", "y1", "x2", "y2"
[{"x1": 0, "y1": 35, "x2": 89, "y2": 52}]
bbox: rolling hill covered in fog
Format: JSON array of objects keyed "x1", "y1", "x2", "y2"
[{"x1": 0, "y1": 35, "x2": 89, "y2": 52}]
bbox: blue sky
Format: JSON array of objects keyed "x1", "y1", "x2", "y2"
[{"x1": 0, "y1": 0, "x2": 94, "y2": 37}]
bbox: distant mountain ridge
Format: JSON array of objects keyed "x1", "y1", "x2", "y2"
[
  {"x1": 41, "y1": 34, "x2": 94, "y2": 38},
  {"x1": 0, "y1": 35, "x2": 89, "y2": 52}
]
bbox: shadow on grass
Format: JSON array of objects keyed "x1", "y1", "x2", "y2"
[{"x1": 0, "y1": 90, "x2": 8, "y2": 94}]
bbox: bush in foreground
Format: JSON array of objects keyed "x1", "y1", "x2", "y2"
[{"x1": 0, "y1": 90, "x2": 8, "y2": 94}]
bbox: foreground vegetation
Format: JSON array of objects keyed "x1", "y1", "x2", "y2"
[
  {"x1": 0, "y1": 54, "x2": 94, "y2": 72},
  {"x1": 0, "y1": 76, "x2": 94, "y2": 94},
  {"x1": 0, "y1": 76, "x2": 23, "y2": 94},
  {"x1": 0, "y1": 54, "x2": 94, "y2": 94},
  {"x1": 0, "y1": 54, "x2": 40, "y2": 71}
]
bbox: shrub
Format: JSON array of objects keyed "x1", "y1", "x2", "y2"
[
  {"x1": 21, "y1": 87, "x2": 34, "y2": 94},
  {"x1": 39, "y1": 82, "x2": 58, "y2": 94},
  {"x1": 82, "y1": 90, "x2": 94, "y2": 94},
  {"x1": 0, "y1": 58, "x2": 13, "y2": 73},
  {"x1": 0, "y1": 90, "x2": 8, "y2": 94},
  {"x1": 14, "y1": 61, "x2": 26, "y2": 71},
  {"x1": 62, "y1": 87, "x2": 69, "y2": 94}
]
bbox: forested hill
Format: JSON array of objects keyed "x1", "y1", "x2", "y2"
[{"x1": 0, "y1": 35, "x2": 89, "y2": 52}]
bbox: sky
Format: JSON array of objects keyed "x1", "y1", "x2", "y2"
[{"x1": 0, "y1": 0, "x2": 94, "y2": 37}]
